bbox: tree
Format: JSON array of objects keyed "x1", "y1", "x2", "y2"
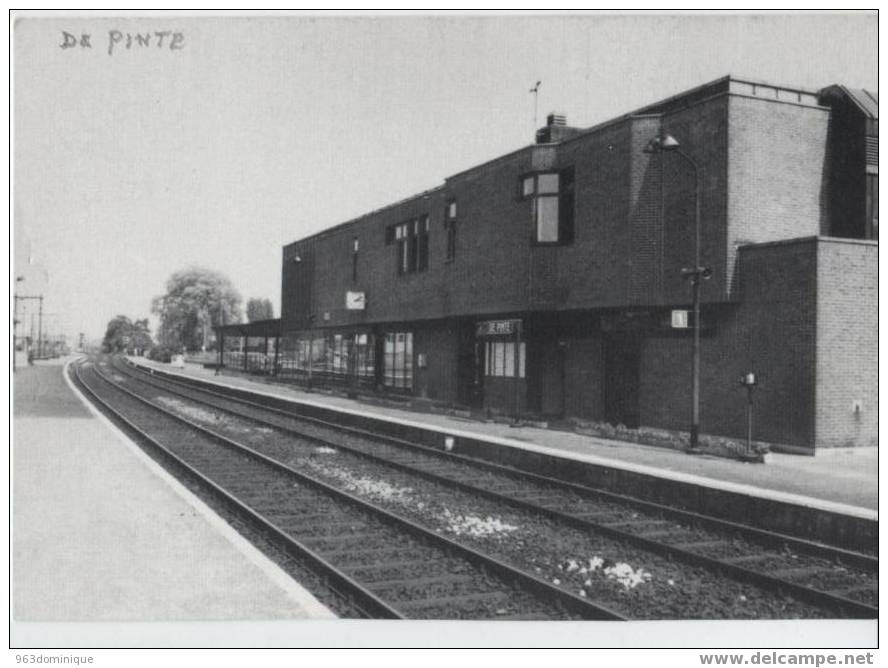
[
  {"x1": 246, "y1": 297, "x2": 275, "y2": 322},
  {"x1": 151, "y1": 267, "x2": 242, "y2": 352},
  {"x1": 102, "y1": 315, "x2": 154, "y2": 354}
]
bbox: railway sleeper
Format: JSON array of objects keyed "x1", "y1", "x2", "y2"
[
  {"x1": 635, "y1": 529, "x2": 702, "y2": 541},
  {"x1": 394, "y1": 591, "x2": 517, "y2": 612},
  {"x1": 300, "y1": 531, "x2": 394, "y2": 548},
  {"x1": 603, "y1": 518, "x2": 674, "y2": 530},
  {"x1": 721, "y1": 553, "x2": 776, "y2": 565},
  {"x1": 366, "y1": 574, "x2": 476, "y2": 590},
  {"x1": 344, "y1": 559, "x2": 445, "y2": 577},
  {"x1": 827, "y1": 584, "x2": 878, "y2": 598},
  {"x1": 672, "y1": 539, "x2": 733, "y2": 552},
  {"x1": 770, "y1": 566, "x2": 850, "y2": 580},
  {"x1": 322, "y1": 545, "x2": 422, "y2": 560}
]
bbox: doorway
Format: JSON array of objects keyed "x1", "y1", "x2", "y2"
[
  {"x1": 539, "y1": 342, "x2": 566, "y2": 417},
  {"x1": 456, "y1": 323, "x2": 483, "y2": 409},
  {"x1": 604, "y1": 336, "x2": 641, "y2": 428}
]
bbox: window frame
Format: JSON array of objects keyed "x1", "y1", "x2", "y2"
[
  {"x1": 484, "y1": 340, "x2": 526, "y2": 379},
  {"x1": 383, "y1": 331, "x2": 414, "y2": 390},
  {"x1": 520, "y1": 168, "x2": 575, "y2": 246},
  {"x1": 393, "y1": 217, "x2": 430, "y2": 275},
  {"x1": 444, "y1": 199, "x2": 458, "y2": 262}
]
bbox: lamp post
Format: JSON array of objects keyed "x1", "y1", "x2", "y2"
[
  {"x1": 644, "y1": 133, "x2": 711, "y2": 452},
  {"x1": 15, "y1": 293, "x2": 44, "y2": 369},
  {"x1": 215, "y1": 298, "x2": 229, "y2": 375},
  {"x1": 12, "y1": 276, "x2": 24, "y2": 372}
]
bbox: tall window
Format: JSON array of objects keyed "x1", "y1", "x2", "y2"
[
  {"x1": 351, "y1": 236, "x2": 359, "y2": 283},
  {"x1": 484, "y1": 341, "x2": 526, "y2": 378},
  {"x1": 384, "y1": 331, "x2": 413, "y2": 389},
  {"x1": 520, "y1": 168, "x2": 575, "y2": 245},
  {"x1": 390, "y1": 217, "x2": 429, "y2": 274},
  {"x1": 445, "y1": 200, "x2": 457, "y2": 261},
  {"x1": 417, "y1": 216, "x2": 429, "y2": 271}
]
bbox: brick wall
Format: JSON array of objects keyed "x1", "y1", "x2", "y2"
[
  {"x1": 563, "y1": 336, "x2": 604, "y2": 420},
  {"x1": 726, "y1": 96, "x2": 829, "y2": 294},
  {"x1": 636, "y1": 239, "x2": 819, "y2": 449},
  {"x1": 658, "y1": 95, "x2": 730, "y2": 305},
  {"x1": 281, "y1": 84, "x2": 834, "y2": 332},
  {"x1": 413, "y1": 320, "x2": 459, "y2": 403},
  {"x1": 542, "y1": 121, "x2": 631, "y2": 308},
  {"x1": 815, "y1": 238, "x2": 878, "y2": 447}
]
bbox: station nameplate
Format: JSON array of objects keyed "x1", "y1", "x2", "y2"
[{"x1": 476, "y1": 319, "x2": 521, "y2": 337}]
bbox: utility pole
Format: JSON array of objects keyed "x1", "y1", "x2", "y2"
[
  {"x1": 12, "y1": 276, "x2": 23, "y2": 372},
  {"x1": 37, "y1": 295, "x2": 44, "y2": 359},
  {"x1": 15, "y1": 294, "x2": 44, "y2": 368}
]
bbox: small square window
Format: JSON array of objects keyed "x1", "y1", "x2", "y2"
[
  {"x1": 447, "y1": 201, "x2": 457, "y2": 219},
  {"x1": 522, "y1": 176, "x2": 535, "y2": 198},
  {"x1": 537, "y1": 173, "x2": 559, "y2": 194}
]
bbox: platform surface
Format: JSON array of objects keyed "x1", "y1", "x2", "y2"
[
  {"x1": 129, "y1": 357, "x2": 878, "y2": 516},
  {"x1": 12, "y1": 357, "x2": 335, "y2": 622}
]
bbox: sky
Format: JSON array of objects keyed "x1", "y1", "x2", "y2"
[{"x1": 12, "y1": 12, "x2": 878, "y2": 342}]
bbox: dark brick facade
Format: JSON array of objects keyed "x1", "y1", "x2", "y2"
[{"x1": 279, "y1": 76, "x2": 877, "y2": 451}]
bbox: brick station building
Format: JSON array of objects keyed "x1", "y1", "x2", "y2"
[{"x1": 271, "y1": 76, "x2": 877, "y2": 453}]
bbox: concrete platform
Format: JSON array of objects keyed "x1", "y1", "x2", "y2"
[
  {"x1": 12, "y1": 356, "x2": 335, "y2": 622},
  {"x1": 126, "y1": 356, "x2": 877, "y2": 550}
]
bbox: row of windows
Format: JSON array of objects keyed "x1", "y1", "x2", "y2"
[
  {"x1": 386, "y1": 217, "x2": 430, "y2": 274},
  {"x1": 379, "y1": 169, "x2": 575, "y2": 276},
  {"x1": 276, "y1": 331, "x2": 413, "y2": 391},
  {"x1": 278, "y1": 332, "x2": 376, "y2": 379}
]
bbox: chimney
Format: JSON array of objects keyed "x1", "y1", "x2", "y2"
[{"x1": 536, "y1": 112, "x2": 581, "y2": 144}]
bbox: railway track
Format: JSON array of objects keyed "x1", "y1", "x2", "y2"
[
  {"x1": 73, "y1": 358, "x2": 624, "y2": 620},
  {"x1": 105, "y1": 355, "x2": 878, "y2": 619}
]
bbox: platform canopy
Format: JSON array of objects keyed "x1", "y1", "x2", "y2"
[{"x1": 212, "y1": 318, "x2": 282, "y2": 338}]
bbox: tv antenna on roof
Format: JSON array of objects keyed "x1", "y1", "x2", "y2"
[{"x1": 530, "y1": 80, "x2": 542, "y2": 136}]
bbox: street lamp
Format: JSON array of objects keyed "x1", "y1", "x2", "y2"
[{"x1": 644, "y1": 133, "x2": 711, "y2": 452}]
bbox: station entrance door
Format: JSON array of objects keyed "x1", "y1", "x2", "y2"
[
  {"x1": 456, "y1": 320, "x2": 483, "y2": 409},
  {"x1": 604, "y1": 335, "x2": 641, "y2": 428}
]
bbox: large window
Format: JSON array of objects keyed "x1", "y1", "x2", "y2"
[
  {"x1": 485, "y1": 340, "x2": 526, "y2": 378},
  {"x1": 384, "y1": 331, "x2": 413, "y2": 389},
  {"x1": 521, "y1": 168, "x2": 575, "y2": 245},
  {"x1": 390, "y1": 216, "x2": 429, "y2": 274},
  {"x1": 277, "y1": 331, "x2": 375, "y2": 384}
]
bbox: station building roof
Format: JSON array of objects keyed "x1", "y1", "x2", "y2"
[
  {"x1": 820, "y1": 84, "x2": 879, "y2": 120},
  {"x1": 213, "y1": 318, "x2": 282, "y2": 338}
]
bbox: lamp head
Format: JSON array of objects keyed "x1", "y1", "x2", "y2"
[
  {"x1": 658, "y1": 133, "x2": 681, "y2": 151},
  {"x1": 644, "y1": 133, "x2": 681, "y2": 153}
]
